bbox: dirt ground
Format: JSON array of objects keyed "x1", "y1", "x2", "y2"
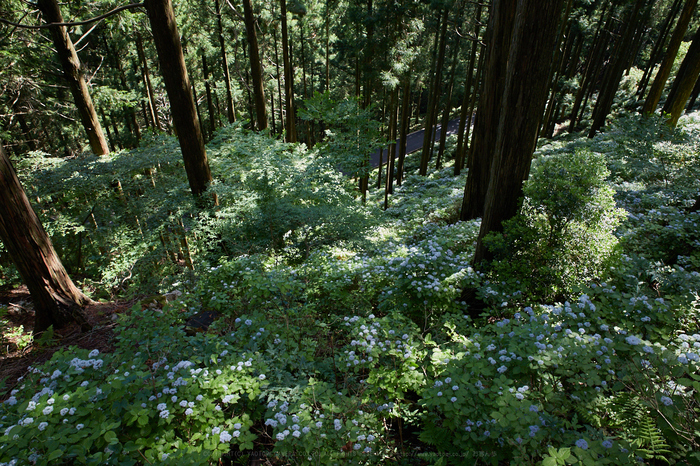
[{"x1": 0, "y1": 286, "x2": 131, "y2": 398}]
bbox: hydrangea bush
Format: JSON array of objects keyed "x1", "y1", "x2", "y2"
[{"x1": 2, "y1": 113, "x2": 700, "y2": 464}]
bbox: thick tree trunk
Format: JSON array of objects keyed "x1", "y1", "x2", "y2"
[
  {"x1": 243, "y1": 0, "x2": 268, "y2": 131},
  {"x1": 661, "y1": 27, "x2": 700, "y2": 127},
  {"x1": 0, "y1": 142, "x2": 91, "y2": 333},
  {"x1": 280, "y1": 0, "x2": 297, "y2": 142},
  {"x1": 473, "y1": 0, "x2": 565, "y2": 263},
  {"x1": 642, "y1": 0, "x2": 697, "y2": 115},
  {"x1": 145, "y1": 0, "x2": 214, "y2": 199},
  {"x1": 37, "y1": 0, "x2": 109, "y2": 156},
  {"x1": 461, "y1": 0, "x2": 517, "y2": 221}
]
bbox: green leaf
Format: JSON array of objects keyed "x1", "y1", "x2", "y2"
[{"x1": 104, "y1": 430, "x2": 118, "y2": 444}]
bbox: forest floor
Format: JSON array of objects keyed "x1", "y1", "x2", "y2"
[{"x1": 0, "y1": 289, "x2": 129, "y2": 397}]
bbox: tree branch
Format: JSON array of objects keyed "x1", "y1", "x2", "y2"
[{"x1": 0, "y1": 3, "x2": 145, "y2": 30}]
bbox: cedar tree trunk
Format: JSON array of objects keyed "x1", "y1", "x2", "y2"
[
  {"x1": 243, "y1": 0, "x2": 269, "y2": 131},
  {"x1": 37, "y1": 0, "x2": 109, "y2": 156},
  {"x1": 642, "y1": 0, "x2": 697, "y2": 115},
  {"x1": 661, "y1": 26, "x2": 700, "y2": 127},
  {"x1": 281, "y1": 0, "x2": 297, "y2": 142},
  {"x1": 0, "y1": 142, "x2": 91, "y2": 333},
  {"x1": 460, "y1": 0, "x2": 517, "y2": 220},
  {"x1": 473, "y1": 0, "x2": 566, "y2": 263},
  {"x1": 144, "y1": 0, "x2": 214, "y2": 198}
]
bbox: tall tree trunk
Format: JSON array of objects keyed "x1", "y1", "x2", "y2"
[
  {"x1": 362, "y1": 0, "x2": 374, "y2": 110},
  {"x1": 280, "y1": 0, "x2": 297, "y2": 142},
  {"x1": 436, "y1": 41, "x2": 460, "y2": 170},
  {"x1": 464, "y1": 45, "x2": 487, "y2": 171},
  {"x1": 637, "y1": 0, "x2": 683, "y2": 99},
  {"x1": 243, "y1": 0, "x2": 268, "y2": 131},
  {"x1": 385, "y1": 86, "x2": 399, "y2": 207},
  {"x1": 136, "y1": 32, "x2": 162, "y2": 132},
  {"x1": 419, "y1": 6, "x2": 449, "y2": 176},
  {"x1": 474, "y1": 0, "x2": 566, "y2": 263},
  {"x1": 273, "y1": 26, "x2": 285, "y2": 134},
  {"x1": 105, "y1": 36, "x2": 141, "y2": 143},
  {"x1": 455, "y1": 3, "x2": 483, "y2": 176},
  {"x1": 145, "y1": 0, "x2": 214, "y2": 200},
  {"x1": 191, "y1": 81, "x2": 206, "y2": 141},
  {"x1": 461, "y1": 0, "x2": 517, "y2": 221},
  {"x1": 37, "y1": 0, "x2": 109, "y2": 156},
  {"x1": 588, "y1": 0, "x2": 646, "y2": 137},
  {"x1": 325, "y1": 0, "x2": 331, "y2": 92},
  {"x1": 396, "y1": 80, "x2": 411, "y2": 186},
  {"x1": 661, "y1": 26, "x2": 700, "y2": 127},
  {"x1": 0, "y1": 142, "x2": 91, "y2": 333},
  {"x1": 202, "y1": 52, "x2": 217, "y2": 137},
  {"x1": 685, "y1": 76, "x2": 700, "y2": 111},
  {"x1": 215, "y1": 0, "x2": 236, "y2": 123},
  {"x1": 642, "y1": 0, "x2": 698, "y2": 114},
  {"x1": 568, "y1": 4, "x2": 611, "y2": 132}
]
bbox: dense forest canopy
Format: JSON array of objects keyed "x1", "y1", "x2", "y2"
[{"x1": 0, "y1": 0, "x2": 700, "y2": 464}]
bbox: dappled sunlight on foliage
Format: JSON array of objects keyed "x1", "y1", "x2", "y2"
[{"x1": 1, "y1": 113, "x2": 700, "y2": 464}]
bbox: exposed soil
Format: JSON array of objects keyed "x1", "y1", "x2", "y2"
[{"x1": 0, "y1": 286, "x2": 132, "y2": 398}]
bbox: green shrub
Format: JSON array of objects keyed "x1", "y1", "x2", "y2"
[{"x1": 484, "y1": 150, "x2": 625, "y2": 301}]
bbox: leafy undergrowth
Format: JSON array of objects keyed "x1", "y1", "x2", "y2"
[{"x1": 1, "y1": 113, "x2": 699, "y2": 465}]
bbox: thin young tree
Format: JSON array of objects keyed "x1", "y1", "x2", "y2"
[
  {"x1": 588, "y1": 0, "x2": 646, "y2": 137},
  {"x1": 280, "y1": 0, "x2": 297, "y2": 142},
  {"x1": 0, "y1": 141, "x2": 92, "y2": 333}
]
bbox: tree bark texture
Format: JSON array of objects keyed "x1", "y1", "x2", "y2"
[
  {"x1": 661, "y1": 26, "x2": 700, "y2": 127},
  {"x1": 642, "y1": 0, "x2": 697, "y2": 115},
  {"x1": 37, "y1": 0, "x2": 109, "y2": 156},
  {"x1": 242, "y1": 0, "x2": 268, "y2": 131},
  {"x1": 461, "y1": 0, "x2": 517, "y2": 220},
  {"x1": 145, "y1": 0, "x2": 213, "y2": 198},
  {"x1": 473, "y1": 0, "x2": 566, "y2": 263},
  {"x1": 0, "y1": 142, "x2": 91, "y2": 333}
]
